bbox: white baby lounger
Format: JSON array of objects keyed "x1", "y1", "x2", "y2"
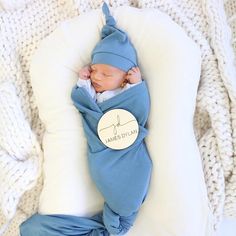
[{"x1": 28, "y1": 5, "x2": 213, "y2": 236}]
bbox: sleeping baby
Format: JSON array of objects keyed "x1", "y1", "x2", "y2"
[
  {"x1": 20, "y1": 2, "x2": 152, "y2": 236},
  {"x1": 71, "y1": 2, "x2": 152, "y2": 235}
]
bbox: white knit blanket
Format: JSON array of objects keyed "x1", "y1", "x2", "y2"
[{"x1": 0, "y1": 0, "x2": 236, "y2": 235}]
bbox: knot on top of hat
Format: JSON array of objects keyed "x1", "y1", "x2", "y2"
[
  {"x1": 102, "y1": 2, "x2": 116, "y2": 27},
  {"x1": 101, "y1": 26, "x2": 127, "y2": 42}
]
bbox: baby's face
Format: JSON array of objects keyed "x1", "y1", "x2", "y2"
[{"x1": 90, "y1": 64, "x2": 126, "y2": 93}]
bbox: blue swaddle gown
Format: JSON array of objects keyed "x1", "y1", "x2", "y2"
[{"x1": 71, "y1": 80, "x2": 152, "y2": 235}]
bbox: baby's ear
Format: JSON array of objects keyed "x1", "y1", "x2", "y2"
[
  {"x1": 124, "y1": 75, "x2": 129, "y2": 82},
  {"x1": 120, "y1": 79, "x2": 128, "y2": 88}
]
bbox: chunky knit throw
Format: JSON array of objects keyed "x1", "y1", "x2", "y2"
[{"x1": 0, "y1": 0, "x2": 236, "y2": 235}]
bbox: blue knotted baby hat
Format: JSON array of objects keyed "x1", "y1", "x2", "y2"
[{"x1": 91, "y1": 2, "x2": 138, "y2": 72}]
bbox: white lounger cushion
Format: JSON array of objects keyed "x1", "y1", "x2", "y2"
[{"x1": 30, "y1": 6, "x2": 213, "y2": 236}]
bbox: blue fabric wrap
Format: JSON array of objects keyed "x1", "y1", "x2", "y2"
[
  {"x1": 20, "y1": 214, "x2": 109, "y2": 236},
  {"x1": 20, "y1": 81, "x2": 152, "y2": 236}
]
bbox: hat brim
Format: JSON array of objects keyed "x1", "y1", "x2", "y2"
[{"x1": 91, "y1": 52, "x2": 136, "y2": 72}]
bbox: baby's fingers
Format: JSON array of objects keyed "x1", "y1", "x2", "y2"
[
  {"x1": 83, "y1": 72, "x2": 90, "y2": 78},
  {"x1": 128, "y1": 69, "x2": 135, "y2": 75},
  {"x1": 131, "y1": 67, "x2": 139, "y2": 72}
]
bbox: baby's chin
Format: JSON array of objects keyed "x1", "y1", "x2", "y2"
[
  {"x1": 94, "y1": 87, "x2": 105, "y2": 93},
  {"x1": 95, "y1": 89, "x2": 104, "y2": 93}
]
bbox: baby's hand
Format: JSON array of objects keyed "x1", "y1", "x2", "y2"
[
  {"x1": 126, "y1": 67, "x2": 142, "y2": 84},
  {"x1": 78, "y1": 65, "x2": 91, "y2": 80}
]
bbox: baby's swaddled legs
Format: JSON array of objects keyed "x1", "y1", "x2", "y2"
[{"x1": 89, "y1": 143, "x2": 152, "y2": 235}]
